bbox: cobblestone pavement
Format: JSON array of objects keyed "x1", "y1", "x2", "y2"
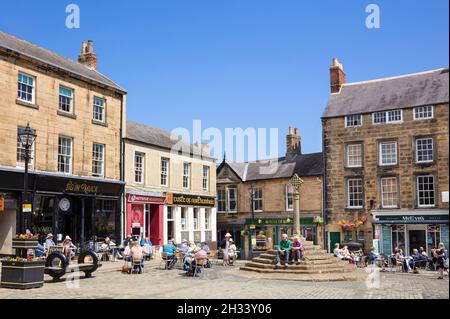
[{"x1": 0, "y1": 259, "x2": 448, "y2": 299}]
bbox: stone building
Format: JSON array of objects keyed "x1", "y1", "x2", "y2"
[
  {"x1": 216, "y1": 128, "x2": 323, "y2": 259},
  {"x1": 0, "y1": 32, "x2": 127, "y2": 254},
  {"x1": 124, "y1": 121, "x2": 217, "y2": 247},
  {"x1": 322, "y1": 59, "x2": 449, "y2": 254}
]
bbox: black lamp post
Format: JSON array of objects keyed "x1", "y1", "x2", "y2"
[
  {"x1": 18, "y1": 123, "x2": 36, "y2": 234},
  {"x1": 248, "y1": 184, "x2": 256, "y2": 222}
]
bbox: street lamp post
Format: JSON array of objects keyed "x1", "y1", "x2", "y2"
[
  {"x1": 248, "y1": 184, "x2": 257, "y2": 259},
  {"x1": 18, "y1": 123, "x2": 36, "y2": 234},
  {"x1": 288, "y1": 174, "x2": 304, "y2": 237}
]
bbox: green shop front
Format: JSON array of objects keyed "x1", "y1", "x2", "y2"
[
  {"x1": 241, "y1": 216, "x2": 321, "y2": 260},
  {"x1": 373, "y1": 211, "x2": 449, "y2": 255}
]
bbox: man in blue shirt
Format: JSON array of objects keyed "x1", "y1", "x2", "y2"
[{"x1": 162, "y1": 240, "x2": 178, "y2": 269}]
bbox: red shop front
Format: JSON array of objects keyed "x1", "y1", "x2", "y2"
[{"x1": 125, "y1": 193, "x2": 165, "y2": 245}]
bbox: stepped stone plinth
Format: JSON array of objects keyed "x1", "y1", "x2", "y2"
[{"x1": 240, "y1": 241, "x2": 366, "y2": 281}]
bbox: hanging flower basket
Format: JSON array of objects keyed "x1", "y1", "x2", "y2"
[{"x1": 313, "y1": 216, "x2": 324, "y2": 225}]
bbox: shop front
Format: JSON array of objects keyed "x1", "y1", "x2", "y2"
[
  {"x1": 241, "y1": 216, "x2": 321, "y2": 260},
  {"x1": 0, "y1": 168, "x2": 124, "y2": 255},
  {"x1": 165, "y1": 193, "x2": 217, "y2": 247},
  {"x1": 125, "y1": 191, "x2": 165, "y2": 245},
  {"x1": 373, "y1": 211, "x2": 449, "y2": 255}
]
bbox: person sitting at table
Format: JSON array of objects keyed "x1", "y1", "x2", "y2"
[
  {"x1": 185, "y1": 247, "x2": 207, "y2": 276},
  {"x1": 129, "y1": 241, "x2": 144, "y2": 274},
  {"x1": 409, "y1": 248, "x2": 423, "y2": 273},
  {"x1": 179, "y1": 239, "x2": 189, "y2": 252},
  {"x1": 291, "y1": 236, "x2": 304, "y2": 265},
  {"x1": 44, "y1": 233, "x2": 56, "y2": 252},
  {"x1": 63, "y1": 236, "x2": 76, "y2": 261},
  {"x1": 201, "y1": 241, "x2": 210, "y2": 253},
  {"x1": 162, "y1": 240, "x2": 178, "y2": 269},
  {"x1": 370, "y1": 246, "x2": 387, "y2": 271},
  {"x1": 395, "y1": 249, "x2": 411, "y2": 272}
]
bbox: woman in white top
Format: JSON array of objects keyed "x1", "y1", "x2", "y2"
[{"x1": 228, "y1": 239, "x2": 237, "y2": 265}]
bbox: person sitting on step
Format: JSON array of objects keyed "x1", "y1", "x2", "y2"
[
  {"x1": 275, "y1": 233, "x2": 292, "y2": 268},
  {"x1": 291, "y1": 236, "x2": 304, "y2": 265}
]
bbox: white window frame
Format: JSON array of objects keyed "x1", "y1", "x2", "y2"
[
  {"x1": 58, "y1": 86, "x2": 74, "y2": 114},
  {"x1": 379, "y1": 141, "x2": 398, "y2": 166},
  {"x1": 217, "y1": 189, "x2": 226, "y2": 213},
  {"x1": 204, "y1": 209, "x2": 211, "y2": 230},
  {"x1": 92, "y1": 143, "x2": 105, "y2": 178},
  {"x1": 345, "y1": 114, "x2": 362, "y2": 128},
  {"x1": 227, "y1": 187, "x2": 237, "y2": 213},
  {"x1": 93, "y1": 96, "x2": 106, "y2": 123},
  {"x1": 285, "y1": 185, "x2": 294, "y2": 211},
  {"x1": 347, "y1": 178, "x2": 363, "y2": 209},
  {"x1": 417, "y1": 175, "x2": 435, "y2": 208},
  {"x1": 134, "y1": 152, "x2": 145, "y2": 184},
  {"x1": 17, "y1": 72, "x2": 35, "y2": 104},
  {"x1": 381, "y1": 177, "x2": 398, "y2": 208},
  {"x1": 415, "y1": 138, "x2": 434, "y2": 163},
  {"x1": 413, "y1": 106, "x2": 434, "y2": 120},
  {"x1": 372, "y1": 109, "x2": 403, "y2": 124},
  {"x1": 58, "y1": 136, "x2": 73, "y2": 174},
  {"x1": 346, "y1": 144, "x2": 363, "y2": 168},
  {"x1": 202, "y1": 166, "x2": 209, "y2": 191},
  {"x1": 183, "y1": 162, "x2": 191, "y2": 189},
  {"x1": 253, "y1": 188, "x2": 263, "y2": 212},
  {"x1": 160, "y1": 157, "x2": 169, "y2": 186}
]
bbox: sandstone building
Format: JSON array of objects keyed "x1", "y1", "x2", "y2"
[
  {"x1": 0, "y1": 32, "x2": 126, "y2": 254},
  {"x1": 216, "y1": 128, "x2": 323, "y2": 259},
  {"x1": 124, "y1": 121, "x2": 217, "y2": 247},
  {"x1": 322, "y1": 59, "x2": 449, "y2": 254}
]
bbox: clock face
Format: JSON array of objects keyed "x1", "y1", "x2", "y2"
[{"x1": 59, "y1": 198, "x2": 70, "y2": 212}]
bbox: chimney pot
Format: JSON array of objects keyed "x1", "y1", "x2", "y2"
[
  {"x1": 294, "y1": 128, "x2": 299, "y2": 136},
  {"x1": 330, "y1": 58, "x2": 346, "y2": 94},
  {"x1": 78, "y1": 40, "x2": 97, "y2": 70},
  {"x1": 289, "y1": 127, "x2": 293, "y2": 135}
]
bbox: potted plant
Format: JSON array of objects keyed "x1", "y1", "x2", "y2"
[{"x1": 1, "y1": 234, "x2": 45, "y2": 289}]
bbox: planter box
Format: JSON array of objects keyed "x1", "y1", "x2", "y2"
[
  {"x1": 1, "y1": 260, "x2": 45, "y2": 289},
  {"x1": 12, "y1": 238, "x2": 38, "y2": 250}
]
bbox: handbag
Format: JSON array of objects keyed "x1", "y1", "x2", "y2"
[{"x1": 122, "y1": 263, "x2": 129, "y2": 273}]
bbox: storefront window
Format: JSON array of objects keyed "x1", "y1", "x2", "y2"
[
  {"x1": 193, "y1": 208, "x2": 199, "y2": 230},
  {"x1": 343, "y1": 230, "x2": 353, "y2": 243},
  {"x1": 180, "y1": 207, "x2": 188, "y2": 230},
  {"x1": 205, "y1": 209, "x2": 211, "y2": 230},
  {"x1": 255, "y1": 228, "x2": 268, "y2": 251},
  {"x1": 392, "y1": 225, "x2": 406, "y2": 253},
  {"x1": 427, "y1": 225, "x2": 441, "y2": 252},
  {"x1": 95, "y1": 199, "x2": 116, "y2": 240},
  {"x1": 31, "y1": 195, "x2": 54, "y2": 238}
]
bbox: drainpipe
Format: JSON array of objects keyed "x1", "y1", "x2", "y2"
[{"x1": 321, "y1": 118, "x2": 328, "y2": 252}]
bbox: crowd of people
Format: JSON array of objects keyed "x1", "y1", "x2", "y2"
[{"x1": 338, "y1": 242, "x2": 449, "y2": 279}]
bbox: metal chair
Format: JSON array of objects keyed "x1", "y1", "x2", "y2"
[
  {"x1": 129, "y1": 258, "x2": 144, "y2": 274},
  {"x1": 160, "y1": 252, "x2": 175, "y2": 270}
]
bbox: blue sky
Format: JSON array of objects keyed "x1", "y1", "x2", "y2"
[{"x1": 1, "y1": 0, "x2": 448, "y2": 161}]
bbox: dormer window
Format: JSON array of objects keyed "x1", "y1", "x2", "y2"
[{"x1": 373, "y1": 109, "x2": 402, "y2": 124}]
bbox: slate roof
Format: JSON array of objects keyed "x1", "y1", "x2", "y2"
[
  {"x1": 125, "y1": 121, "x2": 215, "y2": 160},
  {"x1": 223, "y1": 152, "x2": 323, "y2": 182},
  {"x1": 322, "y1": 68, "x2": 449, "y2": 118},
  {"x1": 0, "y1": 31, "x2": 126, "y2": 93}
]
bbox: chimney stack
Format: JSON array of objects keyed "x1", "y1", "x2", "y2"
[
  {"x1": 286, "y1": 127, "x2": 301, "y2": 160},
  {"x1": 330, "y1": 58, "x2": 346, "y2": 93},
  {"x1": 78, "y1": 40, "x2": 97, "y2": 70}
]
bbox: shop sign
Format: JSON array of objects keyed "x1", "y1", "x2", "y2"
[
  {"x1": 166, "y1": 193, "x2": 215, "y2": 207},
  {"x1": 245, "y1": 217, "x2": 315, "y2": 226},
  {"x1": 64, "y1": 181, "x2": 98, "y2": 194},
  {"x1": 377, "y1": 214, "x2": 449, "y2": 224},
  {"x1": 126, "y1": 193, "x2": 165, "y2": 204},
  {"x1": 22, "y1": 203, "x2": 32, "y2": 213},
  {"x1": 0, "y1": 196, "x2": 4, "y2": 212}
]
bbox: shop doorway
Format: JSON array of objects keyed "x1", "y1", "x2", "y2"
[{"x1": 409, "y1": 229, "x2": 426, "y2": 254}]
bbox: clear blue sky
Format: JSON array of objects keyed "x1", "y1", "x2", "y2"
[{"x1": 1, "y1": 0, "x2": 448, "y2": 160}]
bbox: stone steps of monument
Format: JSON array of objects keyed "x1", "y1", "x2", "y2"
[
  {"x1": 251, "y1": 257, "x2": 347, "y2": 267},
  {"x1": 240, "y1": 265, "x2": 356, "y2": 274},
  {"x1": 258, "y1": 253, "x2": 335, "y2": 262},
  {"x1": 243, "y1": 261, "x2": 351, "y2": 271}
]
